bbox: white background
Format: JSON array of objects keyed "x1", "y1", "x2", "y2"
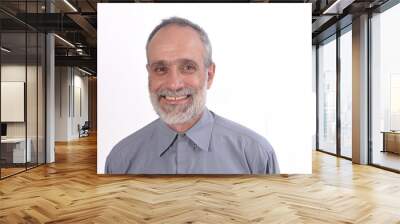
[{"x1": 97, "y1": 3, "x2": 312, "y2": 174}]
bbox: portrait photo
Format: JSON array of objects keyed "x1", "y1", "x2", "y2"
[{"x1": 97, "y1": 3, "x2": 313, "y2": 174}]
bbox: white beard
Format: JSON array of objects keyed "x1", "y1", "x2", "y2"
[{"x1": 149, "y1": 80, "x2": 207, "y2": 125}]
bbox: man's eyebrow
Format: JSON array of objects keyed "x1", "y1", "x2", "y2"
[
  {"x1": 149, "y1": 59, "x2": 199, "y2": 67},
  {"x1": 179, "y1": 58, "x2": 198, "y2": 65},
  {"x1": 149, "y1": 61, "x2": 168, "y2": 67}
]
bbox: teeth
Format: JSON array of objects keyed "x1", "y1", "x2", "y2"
[{"x1": 165, "y1": 96, "x2": 188, "y2": 101}]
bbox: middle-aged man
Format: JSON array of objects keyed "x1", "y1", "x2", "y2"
[{"x1": 105, "y1": 17, "x2": 280, "y2": 174}]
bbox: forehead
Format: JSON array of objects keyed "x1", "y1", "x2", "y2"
[{"x1": 147, "y1": 25, "x2": 205, "y2": 63}]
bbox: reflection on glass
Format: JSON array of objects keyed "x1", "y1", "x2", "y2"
[
  {"x1": 0, "y1": 1, "x2": 46, "y2": 179},
  {"x1": 371, "y1": 3, "x2": 400, "y2": 171},
  {"x1": 27, "y1": 32, "x2": 38, "y2": 169},
  {"x1": 38, "y1": 33, "x2": 46, "y2": 165},
  {"x1": 318, "y1": 37, "x2": 337, "y2": 154},
  {"x1": 390, "y1": 75, "x2": 400, "y2": 130},
  {"x1": 1, "y1": 32, "x2": 27, "y2": 177},
  {"x1": 340, "y1": 29, "x2": 352, "y2": 158}
]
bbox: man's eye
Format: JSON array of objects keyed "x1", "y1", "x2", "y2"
[
  {"x1": 154, "y1": 66, "x2": 168, "y2": 74},
  {"x1": 182, "y1": 64, "x2": 197, "y2": 73}
]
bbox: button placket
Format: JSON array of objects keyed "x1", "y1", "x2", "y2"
[{"x1": 176, "y1": 134, "x2": 184, "y2": 174}]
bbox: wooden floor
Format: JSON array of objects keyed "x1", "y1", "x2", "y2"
[
  {"x1": 373, "y1": 150, "x2": 400, "y2": 171},
  {"x1": 0, "y1": 167, "x2": 26, "y2": 178},
  {"x1": 1, "y1": 163, "x2": 44, "y2": 178},
  {"x1": 1, "y1": 134, "x2": 400, "y2": 223}
]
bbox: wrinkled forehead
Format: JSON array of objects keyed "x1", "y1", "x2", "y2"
[
  {"x1": 147, "y1": 25, "x2": 206, "y2": 64},
  {"x1": 148, "y1": 58, "x2": 200, "y2": 69}
]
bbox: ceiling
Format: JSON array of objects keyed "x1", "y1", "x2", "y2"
[{"x1": 0, "y1": 0, "x2": 392, "y2": 75}]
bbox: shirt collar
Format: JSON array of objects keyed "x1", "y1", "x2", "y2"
[
  {"x1": 155, "y1": 108, "x2": 215, "y2": 156},
  {"x1": 185, "y1": 108, "x2": 214, "y2": 152},
  {"x1": 155, "y1": 119, "x2": 178, "y2": 156}
]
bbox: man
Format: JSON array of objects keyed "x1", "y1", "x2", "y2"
[{"x1": 105, "y1": 17, "x2": 279, "y2": 174}]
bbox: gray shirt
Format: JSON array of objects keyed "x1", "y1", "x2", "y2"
[{"x1": 105, "y1": 108, "x2": 280, "y2": 174}]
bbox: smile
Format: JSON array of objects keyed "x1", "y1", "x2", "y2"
[{"x1": 161, "y1": 95, "x2": 191, "y2": 104}]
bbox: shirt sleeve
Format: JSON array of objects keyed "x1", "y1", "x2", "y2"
[
  {"x1": 104, "y1": 145, "x2": 122, "y2": 174},
  {"x1": 104, "y1": 153, "x2": 112, "y2": 174},
  {"x1": 245, "y1": 139, "x2": 280, "y2": 174},
  {"x1": 104, "y1": 140, "x2": 135, "y2": 174},
  {"x1": 265, "y1": 150, "x2": 280, "y2": 174}
]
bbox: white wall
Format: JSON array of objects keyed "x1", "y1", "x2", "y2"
[
  {"x1": 72, "y1": 72, "x2": 89, "y2": 138},
  {"x1": 55, "y1": 66, "x2": 69, "y2": 141},
  {"x1": 55, "y1": 67, "x2": 89, "y2": 141}
]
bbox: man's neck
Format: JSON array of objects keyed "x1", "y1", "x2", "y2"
[{"x1": 167, "y1": 111, "x2": 204, "y2": 133}]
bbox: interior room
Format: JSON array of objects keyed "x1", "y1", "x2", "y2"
[
  {"x1": 0, "y1": 28, "x2": 46, "y2": 177},
  {"x1": 0, "y1": 0, "x2": 399, "y2": 223},
  {"x1": 370, "y1": 4, "x2": 400, "y2": 171}
]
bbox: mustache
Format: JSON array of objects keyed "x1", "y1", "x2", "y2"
[{"x1": 156, "y1": 88, "x2": 196, "y2": 97}]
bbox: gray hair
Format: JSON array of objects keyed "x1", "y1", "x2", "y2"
[{"x1": 146, "y1": 16, "x2": 213, "y2": 67}]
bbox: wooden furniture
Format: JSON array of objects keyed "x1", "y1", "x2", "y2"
[{"x1": 381, "y1": 131, "x2": 400, "y2": 154}]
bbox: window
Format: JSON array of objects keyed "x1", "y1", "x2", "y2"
[
  {"x1": 339, "y1": 28, "x2": 352, "y2": 158},
  {"x1": 318, "y1": 36, "x2": 337, "y2": 155},
  {"x1": 371, "y1": 2, "x2": 400, "y2": 171}
]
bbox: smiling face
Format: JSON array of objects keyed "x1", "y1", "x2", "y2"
[{"x1": 147, "y1": 25, "x2": 215, "y2": 125}]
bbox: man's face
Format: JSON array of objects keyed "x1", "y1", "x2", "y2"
[{"x1": 147, "y1": 25, "x2": 215, "y2": 125}]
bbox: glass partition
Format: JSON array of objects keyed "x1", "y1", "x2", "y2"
[
  {"x1": 1, "y1": 31, "x2": 28, "y2": 177},
  {"x1": 27, "y1": 31, "x2": 38, "y2": 169},
  {"x1": 0, "y1": 1, "x2": 46, "y2": 179},
  {"x1": 317, "y1": 35, "x2": 337, "y2": 155},
  {"x1": 371, "y1": 3, "x2": 400, "y2": 171},
  {"x1": 339, "y1": 28, "x2": 352, "y2": 158},
  {"x1": 38, "y1": 32, "x2": 45, "y2": 165}
]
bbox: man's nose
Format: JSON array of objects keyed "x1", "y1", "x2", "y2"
[{"x1": 165, "y1": 67, "x2": 184, "y2": 90}]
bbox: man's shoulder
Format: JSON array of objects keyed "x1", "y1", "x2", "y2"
[
  {"x1": 107, "y1": 119, "x2": 159, "y2": 160},
  {"x1": 213, "y1": 113, "x2": 273, "y2": 151},
  {"x1": 212, "y1": 112, "x2": 280, "y2": 174}
]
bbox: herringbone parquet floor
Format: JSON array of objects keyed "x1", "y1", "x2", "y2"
[{"x1": 1, "y1": 134, "x2": 400, "y2": 223}]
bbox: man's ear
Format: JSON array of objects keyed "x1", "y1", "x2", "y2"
[{"x1": 206, "y1": 63, "x2": 216, "y2": 89}]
